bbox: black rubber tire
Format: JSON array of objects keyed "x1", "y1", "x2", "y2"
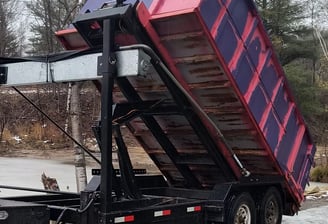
[
  {"x1": 226, "y1": 192, "x2": 256, "y2": 224},
  {"x1": 258, "y1": 187, "x2": 283, "y2": 224}
]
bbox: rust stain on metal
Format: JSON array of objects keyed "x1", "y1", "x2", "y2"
[
  {"x1": 188, "y1": 81, "x2": 229, "y2": 89},
  {"x1": 133, "y1": 85, "x2": 167, "y2": 92},
  {"x1": 176, "y1": 148, "x2": 207, "y2": 154},
  {"x1": 174, "y1": 54, "x2": 217, "y2": 64},
  {"x1": 189, "y1": 66, "x2": 223, "y2": 77},
  {"x1": 201, "y1": 94, "x2": 238, "y2": 103},
  {"x1": 189, "y1": 66, "x2": 222, "y2": 76},
  {"x1": 222, "y1": 129, "x2": 257, "y2": 136},
  {"x1": 203, "y1": 106, "x2": 244, "y2": 114},
  {"x1": 160, "y1": 129, "x2": 197, "y2": 135},
  {"x1": 233, "y1": 149, "x2": 268, "y2": 156},
  {"x1": 145, "y1": 149, "x2": 166, "y2": 155},
  {"x1": 160, "y1": 31, "x2": 204, "y2": 41}
]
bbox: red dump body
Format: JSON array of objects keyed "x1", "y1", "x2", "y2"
[
  {"x1": 57, "y1": 0, "x2": 316, "y2": 207},
  {"x1": 135, "y1": 0, "x2": 316, "y2": 204}
]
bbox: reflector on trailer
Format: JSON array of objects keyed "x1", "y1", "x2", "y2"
[
  {"x1": 187, "y1": 206, "x2": 202, "y2": 213},
  {"x1": 154, "y1": 209, "x2": 171, "y2": 217},
  {"x1": 114, "y1": 215, "x2": 135, "y2": 223}
]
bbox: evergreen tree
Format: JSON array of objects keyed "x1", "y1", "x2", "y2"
[
  {"x1": 255, "y1": 0, "x2": 317, "y2": 65},
  {"x1": 256, "y1": 0, "x2": 327, "y2": 142}
]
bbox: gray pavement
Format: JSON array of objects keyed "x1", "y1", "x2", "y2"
[
  {"x1": 283, "y1": 205, "x2": 328, "y2": 223},
  {"x1": 1, "y1": 157, "x2": 328, "y2": 223}
]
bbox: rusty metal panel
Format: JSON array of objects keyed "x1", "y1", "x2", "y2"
[{"x1": 135, "y1": 0, "x2": 316, "y2": 205}]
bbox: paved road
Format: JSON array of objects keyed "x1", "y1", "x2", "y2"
[
  {"x1": 0, "y1": 157, "x2": 92, "y2": 196},
  {"x1": 1, "y1": 157, "x2": 328, "y2": 223},
  {"x1": 283, "y1": 182, "x2": 328, "y2": 223},
  {"x1": 283, "y1": 205, "x2": 328, "y2": 224}
]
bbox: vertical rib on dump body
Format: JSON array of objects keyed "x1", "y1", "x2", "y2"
[{"x1": 133, "y1": 0, "x2": 316, "y2": 204}]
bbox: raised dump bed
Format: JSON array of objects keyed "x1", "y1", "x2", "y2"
[
  {"x1": 56, "y1": 0, "x2": 316, "y2": 210},
  {"x1": 134, "y1": 0, "x2": 316, "y2": 204}
]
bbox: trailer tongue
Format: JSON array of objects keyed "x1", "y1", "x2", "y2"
[{"x1": 0, "y1": 0, "x2": 316, "y2": 223}]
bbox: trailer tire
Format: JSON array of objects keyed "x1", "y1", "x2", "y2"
[
  {"x1": 226, "y1": 192, "x2": 256, "y2": 224},
  {"x1": 258, "y1": 187, "x2": 283, "y2": 224}
]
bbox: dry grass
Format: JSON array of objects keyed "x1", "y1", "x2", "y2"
[
  {"x1": 314, "y1": 146, "x2": 328, "y2": 166},
  {"x1": 310, "y1": 165, "x2": 328, "y2": 183},
  {"x1": 310, "y1": 146, "x2": 328, "y2": 183}
]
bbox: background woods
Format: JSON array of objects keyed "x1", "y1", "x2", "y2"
[{"x1": 0, "y1": 84, "x2": 101, "y2": 149}]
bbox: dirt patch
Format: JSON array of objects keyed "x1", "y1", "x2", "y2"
[
  {"x1": 0, "y1": 146, "x2": 75, "y2": 164},
  {"x1": 302, "y1": 185, "x2": 328, "y2": 210},
  {"x1": 301, "y1": 196, "x2": 328, "y2": 210},
  {"x1": 314, "y1": 146, "x2": 328, "y2": 167}
]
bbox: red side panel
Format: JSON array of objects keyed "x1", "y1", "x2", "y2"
[{"x1": 55, "y1": 29, "x2": 88, "y2": 50}]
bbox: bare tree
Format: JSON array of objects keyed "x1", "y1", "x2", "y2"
[
  {"x1": 0, "y1": 0, "x2": 20, "y2": 56},
  {"x1": 27, "y1": 0, "x2": 83, "y2": 54},
  {"x1": 64, "y1": 83, "x2": 73, "y2": 133},
  {"x1": 0, "y1": 98, "x2": 12, "y2": 142},
  {"x1": 70, "y1": 82, "x2": 87, "y2": 191}
]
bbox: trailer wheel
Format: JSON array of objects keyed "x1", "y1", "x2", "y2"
[
  {"x1": 227, "y1": 193, "x2": 256, "y2": 224},
  {"x1": 259, "y1": 187, "x2": 283, "y2": 224}
]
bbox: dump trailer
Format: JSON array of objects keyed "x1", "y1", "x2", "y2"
[{"x1": 0, "y1": 0, "x2": 316, "y2": 223}]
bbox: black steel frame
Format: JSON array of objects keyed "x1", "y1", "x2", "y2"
[
  {"x1": 98, "y1": 17, "x2": 116, "y2": 223},
  {"x1": 72, "y1": 2, "x2": 210, "y2": 223}
]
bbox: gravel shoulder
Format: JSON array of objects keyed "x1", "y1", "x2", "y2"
[{"x1": 301, "y1": 183, "x2": 328, "y2": 210}]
